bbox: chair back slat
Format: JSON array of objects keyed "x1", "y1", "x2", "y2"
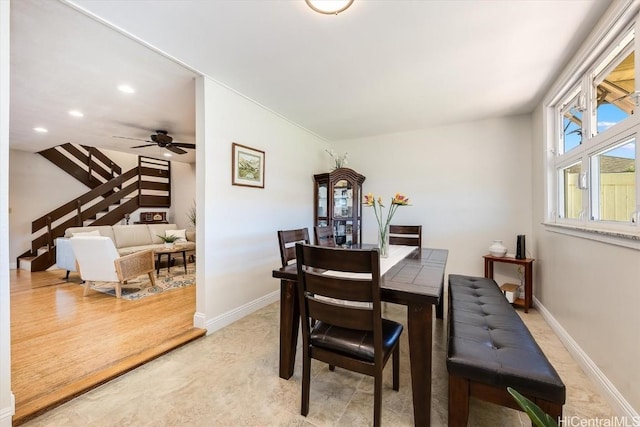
[
  {"x1": 305, "y1": 271, "x2": 373, "y2": 302},
  {"x1": 389, "y1": 225, "x2": 422, "y2": 247},
  {"x1": 314, "y1": 225, "x2": 336, "y2": 247},
  {"x1": 307, "y1": 297, "x2": 373, "y2": 331},
  {"x1": 299, "y1": 245, "x2": 377, "y2": 273},
  {"x1": 277, "y1": 228, "x2": 310, "y2": 266}
]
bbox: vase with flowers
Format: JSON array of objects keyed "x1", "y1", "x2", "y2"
[{"x1": 363, "y1": 192, "x2": 411, "y2": 257}]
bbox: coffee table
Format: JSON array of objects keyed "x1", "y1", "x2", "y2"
[{"x1": 154, "y1": 245, "x2": 188, "y2": 275}]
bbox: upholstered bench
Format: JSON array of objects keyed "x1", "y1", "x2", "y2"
[{"x1": 446, "y1": 274, "x2": 565, "y2": 426}]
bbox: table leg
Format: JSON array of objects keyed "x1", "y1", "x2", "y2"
[
  {"x1": 182, "y1": 251, "x2": 187, "y2": 273},
  {"x1": 279, "y1": 279, "x2": 300, "y2": 380},
  {"x1": 156, "y1": 253, "x2": 161, "y2": 275},
  {"x1": 484, "y1": 258, "x2": 494, "y2": 278},
  {"x1": 408, "y1": 301, "x2": 433, "y2": 427},
  {"x1": 524, "y1": 263, "x2": 532, "y2": 313},
  {"x1": 435, "y1": 282, "x2": 444, "y2": 319},
  {"x1": 167, "y1": 254, "x2": 172, "y2": 273}
]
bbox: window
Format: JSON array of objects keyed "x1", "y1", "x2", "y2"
[
  {"x1": 592, "y1": 32, "x2": 635, "y2": 136},
  {"x1": 590, "y1": 138, "x2": 636, "y2": 222},
  {"x1": 550, "y1": 22, "x2": 640, "y2": 234},
  {"x1": 560, "y1": 89, "x2": 584, "y2": 154},
  {"x1": 559, "y1": 161, "x2": 583, "y2": 220}
]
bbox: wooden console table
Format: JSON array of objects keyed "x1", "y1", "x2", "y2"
[{"x1": 483, "y1": 254, "x2": 534, "y2": 313}]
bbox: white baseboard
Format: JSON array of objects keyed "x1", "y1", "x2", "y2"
[
  {"x1": 204, "y1": 290, "x2": 279, "y2": 334},
  {"x1": 534, "y1": 297, "x2": 639, "y2": 420},
  {"x1": 193, "y1": 311, "x2": 206, "y2": 330},
  {"x1": 0, "y1": 393, "x2": 15, "y2": 427}
]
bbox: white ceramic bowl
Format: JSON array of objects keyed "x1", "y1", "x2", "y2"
[{"x1": 489, "y1": 249, "x2": 507, "y2": 257}]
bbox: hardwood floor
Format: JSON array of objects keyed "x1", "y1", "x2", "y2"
[{"x1": 10, "y1": 267, "x2": 204, "y2": 425}]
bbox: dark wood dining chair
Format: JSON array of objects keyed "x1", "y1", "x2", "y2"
[
  {"x1": 295, "y1": 243, "x2": 403, "y2": 427},
  {"x1": 313, "y1": 225, "x2": 336, "y2": 247},
  {"x1": 389, "y1": 224, "x2": 422, "y2": 247},
  {"x1": 277, "y1": 228, "x2": 310, "y2": 266}
]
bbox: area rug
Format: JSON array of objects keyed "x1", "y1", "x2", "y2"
[{"x1": 82, "y1": 266, "x2": 195, "y2": 301}]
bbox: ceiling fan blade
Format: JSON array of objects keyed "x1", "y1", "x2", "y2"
[
  {"x1": 113, "y1": 136, "x2": 152, "y2": 143},
  {"x1": 166, "y1": 145, "x2": 187, "y2": 155},
  {"x1": 130, "y1": 143, "x2": 156, "y2": 149},
  {"x1": 171, "y1": 142, "x2": 196, "y2": 149}
]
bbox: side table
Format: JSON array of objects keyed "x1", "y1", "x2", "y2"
[{"x1": 483, "y1": 254, "x2": 535, "y2": 313}]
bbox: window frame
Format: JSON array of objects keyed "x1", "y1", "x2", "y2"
[{"x1": 547, "y1": 15, "x2": 640, "y2": 242}]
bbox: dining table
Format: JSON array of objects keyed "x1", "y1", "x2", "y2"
[{"x1": 272, "y1": 246, "x2": 448, "y2": 427}]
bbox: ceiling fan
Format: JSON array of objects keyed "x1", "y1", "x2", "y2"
[{"x1": 113, "y1": 130, "x2": 195, "y2": 155}]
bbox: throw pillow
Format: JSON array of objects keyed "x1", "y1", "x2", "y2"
[
  {"x1": 166, "y1": 229, "x2": 187, "y2": 242},
  {"x1": 72, "y1": 230, "x2": 101, "y2": 237}
]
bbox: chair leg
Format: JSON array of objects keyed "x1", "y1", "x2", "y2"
[
  {"x1": 373, "y1": 373, "x2": 382, "y2": 427},
  {"x1": 148, "y1": 272, "x2": 157, "y2": 288},
  {"x1": 301, "y1": 352, "x2": 311, "y2": 416},
  {"x1": 116, "y1": 282, "x2": 122, "y2": 298},
  {"x1": 393, "y1": 343, "x2": 400, "y2": 391},
  {"x1": 83, "y1": 280, "x2": 92, "y2": 296}
]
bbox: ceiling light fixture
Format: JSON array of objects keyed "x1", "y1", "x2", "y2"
[
  {"x1": 68, "y1": 110, "x2": 84, "y2": 118},
  {"x1": 305, "y1": 0, "x2": 353, "y2": 15},
  {"x1": 118, "y1": 84, "x2": 135, "y2": 94},
  {"x1": 33, "y1": 127, "x2": 48, "y2": 133},
  {"x1": 163, "y1": 152, "x2": 172, "y2": 157}
]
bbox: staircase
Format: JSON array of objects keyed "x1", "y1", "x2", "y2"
[{"x1": 17, "y1": 145, "x2": 171, "y2": 272}]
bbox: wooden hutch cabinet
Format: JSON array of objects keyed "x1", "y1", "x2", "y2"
[{"x1": 313, "y1": 168, "x2": 366, "y2": 246}]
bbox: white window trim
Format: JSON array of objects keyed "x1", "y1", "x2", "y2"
[{"x1": 543, "y1": 1, "x2": 640, "y2": 248}]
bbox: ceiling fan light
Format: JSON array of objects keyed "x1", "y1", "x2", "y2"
[{"x1": 305, "y1": 0, "x2": 353, "y2": 15}]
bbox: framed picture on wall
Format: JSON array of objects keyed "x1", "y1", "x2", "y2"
[{"x1": 232, "y1": 142, "x2": 265, "y2": 188}]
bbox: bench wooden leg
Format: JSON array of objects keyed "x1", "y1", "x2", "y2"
[{"x1": 448, "y1": 374, "x2": 470, "y2": 427}]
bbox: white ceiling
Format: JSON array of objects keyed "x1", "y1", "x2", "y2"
[{"x1": 11, "y1": 0, "x2": 613, "y2": 164}]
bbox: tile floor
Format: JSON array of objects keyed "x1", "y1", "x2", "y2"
[{"x1": 23, "y1": 302, "x2": 616, "y2": 426}]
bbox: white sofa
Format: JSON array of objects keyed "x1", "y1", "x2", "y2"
[{"x1": 56, "y1": 223, "x2": 195, "y2": 278}]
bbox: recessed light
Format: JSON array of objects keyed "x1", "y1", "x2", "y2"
[
  {"x1": 118, "y1": 84, "x2": 135, "y2": 94},
  {"x1": 163, "y1": 152, "x2": 172, "y2": 157},
  {"x1": 69, "y1": 110, "x2": 84, "y2": 118},
  {"x1": 33, "y1": 127, "x2": 48, "y2": 133}
]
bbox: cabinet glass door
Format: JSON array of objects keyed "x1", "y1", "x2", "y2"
[
  {"x1": 317, "y1": 183, "x2": 328, "y2": 222},
  {"x1": 333, "y1": 180, "x2": 353, "y2": 245}
]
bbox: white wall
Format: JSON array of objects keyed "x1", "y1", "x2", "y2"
[
  {"x1": 531, "y1": 104, "x2": 640, "y2": 413},
  {"x1": 196, "y1": 75, "x2": 327, "y2": 331},
  {"x1": 170, "y1": 161, "x2": 196, "y2": 230},
  {"x1": 0, "y1": 0, "x2": 13, "y2": 424},
  {"x1": 337, "y1": 115, "x2": 534, "y2": 284},
  {"x1": 8, "y1": 148, "x2": 194, "y2": 267}
]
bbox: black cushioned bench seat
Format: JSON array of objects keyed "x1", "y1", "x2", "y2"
[{"x1": 447, "y1": 274, "x2": 565, "y2": 426}]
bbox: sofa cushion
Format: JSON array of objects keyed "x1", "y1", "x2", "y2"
[
  {"x1": 72, "y1": 230, "x2": 101, "y2": 237},
  {"x1": 166, "y1": 229, "x2": 187, "y2": 242},
  {"x1": 148, "y1": 224, "x2": 177, "y2": 244},
  {"x1": 65, "y1": 226, "x2": 115, "y2": 242},
  {"x1": 112, "y1": 225, "x2": 153, "y2": 248}
]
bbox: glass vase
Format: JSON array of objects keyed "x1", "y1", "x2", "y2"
[{"x1": 378, "y1": 225, "x2": 390, "y2": 258}]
